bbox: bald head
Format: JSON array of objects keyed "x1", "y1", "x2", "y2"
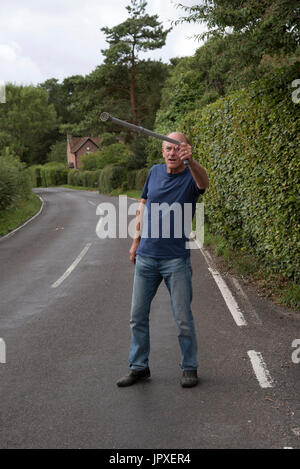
[{"x1": 162, "y1": 132, "x2": 190, "y2": 149}]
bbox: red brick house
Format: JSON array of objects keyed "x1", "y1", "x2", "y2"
[{"x1": 67, "y1": 135, "x2": 101, "y2": 169}]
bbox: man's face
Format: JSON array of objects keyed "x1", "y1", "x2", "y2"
[{"x1": 162, "y1": 132, "x2": 186, "y2": 173}]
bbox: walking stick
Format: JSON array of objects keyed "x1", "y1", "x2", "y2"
[{"x1": 100, "y1": 112, "x2": 189, "y2": 166}]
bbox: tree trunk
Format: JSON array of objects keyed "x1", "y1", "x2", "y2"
[{"x1": 130, "y1": 43, "x2": 137, "y2": 127}]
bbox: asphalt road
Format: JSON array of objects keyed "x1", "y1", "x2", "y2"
[{"x1": 0, "y1": 187, "x2": 299, "y2": 449}]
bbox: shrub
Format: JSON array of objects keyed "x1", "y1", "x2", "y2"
[
  {"x1": 99, "y1": 165, "x2": 127, "y2": 194},
  {"x1": 81, "y1": 143, "x2": 132, "y2": 171},
  {"x1": 39, "y1": 162, "x2": 68, "y2": 186},
  {"x1": 0, "y1": 154, "x2": 32, "y2": 209},
  {"x1": 135, "y1": 168, "x2": 149, "y2": 190},
  {"x1": 181, "y1": 64, "x2": 300, "y2": 282},
  {"x1": 127, "y1": 170, "x2": 137, "y2": 190}
]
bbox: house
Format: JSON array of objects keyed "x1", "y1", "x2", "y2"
[{"x1": 67, "y1": 135, "x2": 101, "y2": 169}]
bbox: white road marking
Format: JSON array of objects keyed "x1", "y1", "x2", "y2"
[
  {"x1": 208, "y1": 267, "x2": 248, "y2": 326},
  {"x1": 0, "y1": 194, "x2": 44, "y2": 242},
  {"x1": 51, "y1": 243, "x2": 92, "y2": 288},
  {"x1": 88, "y1": 200, "x2": 96, "y2": 206},
  {"x1": 247, "y1": 350, "x2": 274, "y2": 388},
  {"x1": 195, "y1": 241, "x2": 252, "y2": 326},
  {"x1": 231, "y1": 277, "x2": 263, "y2": 325}
]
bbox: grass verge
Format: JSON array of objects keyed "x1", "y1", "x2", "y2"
[
  {"x1": 0, "y1": 192, "x2": 42, "y2": 237},
  {"x1": 203, "y1": 224, "x2": 299, "y2": 312},
  {"x1": 109, "y1": 188, "x2": 141, "y2": 199}
]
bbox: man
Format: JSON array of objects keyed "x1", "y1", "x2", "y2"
[{"x1": 117, "y1": 132, "x2": 209, "y2": 388}]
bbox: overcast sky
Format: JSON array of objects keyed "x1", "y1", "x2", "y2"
[{"x1": 0, "y1": 0, "x2": 206, "y2": 86}]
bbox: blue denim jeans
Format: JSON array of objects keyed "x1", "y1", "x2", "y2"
[{"x1": 129, "y1": 255, "x2": 198, "y2": 371}]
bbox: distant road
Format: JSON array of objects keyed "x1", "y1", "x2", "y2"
[{"x1": 0, "y1": 187, "x2": 299, "y2": 449}]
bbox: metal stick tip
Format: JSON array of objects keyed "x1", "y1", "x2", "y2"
[{"x1": 100, "y1": 112, "x2": 110, "y2": 122}]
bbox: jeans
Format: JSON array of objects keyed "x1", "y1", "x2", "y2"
[{"x1": 129, "y1": 255, "x2": 198, "y2": 371}]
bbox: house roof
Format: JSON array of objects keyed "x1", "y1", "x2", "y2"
[{"x1": 69, "y1": 137, "x2": 101, "y2": 154}]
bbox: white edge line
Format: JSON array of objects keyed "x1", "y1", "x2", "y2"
[
  {"x1": 247, "y1": 350, "x2": 274, "y2": 388},
  {"x1": 0, "y1": 194, "x2": 44, "y2": 242},
  {"x1": 208, "y1": 267, "x2": 248, "y2": 326},
  {"x1": 194, "y1": 240, "x2": 247, "y2": 327},
  {"x1": 51, "y1": 243, "x2": 92, "y2": 288},
  {"x1": 231, "y1": 277, "x2": 263, "y2": 325}
]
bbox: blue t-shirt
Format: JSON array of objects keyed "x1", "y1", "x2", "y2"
[{"x1": 136, "y1": 164, "x2": 205, "y2": 259}]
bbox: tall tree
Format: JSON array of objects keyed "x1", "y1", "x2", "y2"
[
  {"x1": 101, "y1": 0, "x2": 171, "y2": 125},
  {"x1": 176, "y1": 0, "x2": 300, "y2": 54}
]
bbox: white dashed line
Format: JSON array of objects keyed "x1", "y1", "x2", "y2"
[
  {"x1": 247, "y1": 350, "x2": 274, "y2": 388},
  {"x1": 51, "y1": 243, "x2": 92, "y2": 288}
]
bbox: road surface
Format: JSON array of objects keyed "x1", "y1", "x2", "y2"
[{"x1": 0, "y1": 187, "x2": 299, "y2": 449}]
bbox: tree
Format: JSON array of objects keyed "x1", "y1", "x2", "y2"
[
  {"x1": 101, "y1": 0, "x2": 171, "y2": 125},
  {"x1": 176, "y1": 0, "x2": 300, "y2": 55},
  {"x1": 0, "y1": 84, "x2": 58, "y2": 165}
]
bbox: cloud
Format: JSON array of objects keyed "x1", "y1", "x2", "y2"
[
  {"x1": 0, "y1": 42, "x2": 44, "y2": 85},
  {"x1": 0, "y1": 0, "x2": 206, "y2": 85}
]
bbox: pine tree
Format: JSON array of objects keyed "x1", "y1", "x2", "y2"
[{"x1": 101, "y1": 0, "x2": 171, "y2": 125}]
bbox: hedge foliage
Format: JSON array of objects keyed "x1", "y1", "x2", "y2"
[
  {"x1": 28, "y1": 162, "x2": 68, "y2": 187},
  {"x1": 68, "y1": 169, "x2": 102, "y2": 188},
  {"x1": 0, "y1": 154, "x2": 32, "y2": 210},
  {"x1": 98, "y1": 165, "x2": 127, "y2": 194},
  {"x1": 181, "y1": 64, "x2": 300, "y2": 281},
  {"x1": 81, "y1": 143, "x2": 131, "y2": 171}
]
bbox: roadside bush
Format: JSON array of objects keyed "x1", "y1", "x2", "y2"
[
  {"x1": 181, "y1": 64, "x2": 300, "y2": 282},
  {"x1": 39, "y1": 162, "x2": 68, "y2": 186},
  {"x1": 68, "y1": 169, "x2": 81, "y2": 186},
  {"x1": 0, "y1": 154, "x2": 32, "y2": 209},
  {"x1": 80, "y1": 170, "x2": 102, "y2": 188},
  {"x1": 81, "y1": 143, "x2": 132, "y2": 171},
  {"x1": 127, "y1": 170, "x2": 137, "y2": 190},
  {"x1": 28, "y1": 164, "x2": 43, "y2": 187},
  {"x1": 135, "y1": 168, "x2": 149, "y2": 190},
  {"x1": 99, "y1": 165, "x2": 127, "y2": 194}
]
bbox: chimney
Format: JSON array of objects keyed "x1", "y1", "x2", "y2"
[{"x1": 67, "y1": 134, "x2": 72, "y2": 142}]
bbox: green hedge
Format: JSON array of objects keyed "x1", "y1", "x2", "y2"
[
  {"x1": 99, "y1": 165, "x2": 127, "y2": 194},
  {"x1": 0, "y1": 155, "x2": 32, "y2": 210},
  {"x1": 135, "y1": 168, "x2": 149, "y2": 190},
  {"x1": 29, "y1": 163, "x2": 68, "y2": 187},
  {"x1": 68, "y1": 169, "x2": 102, "y2": 187},
  {"x1": 181, "y1": 64, "x2": 300, "y2": 281}
]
